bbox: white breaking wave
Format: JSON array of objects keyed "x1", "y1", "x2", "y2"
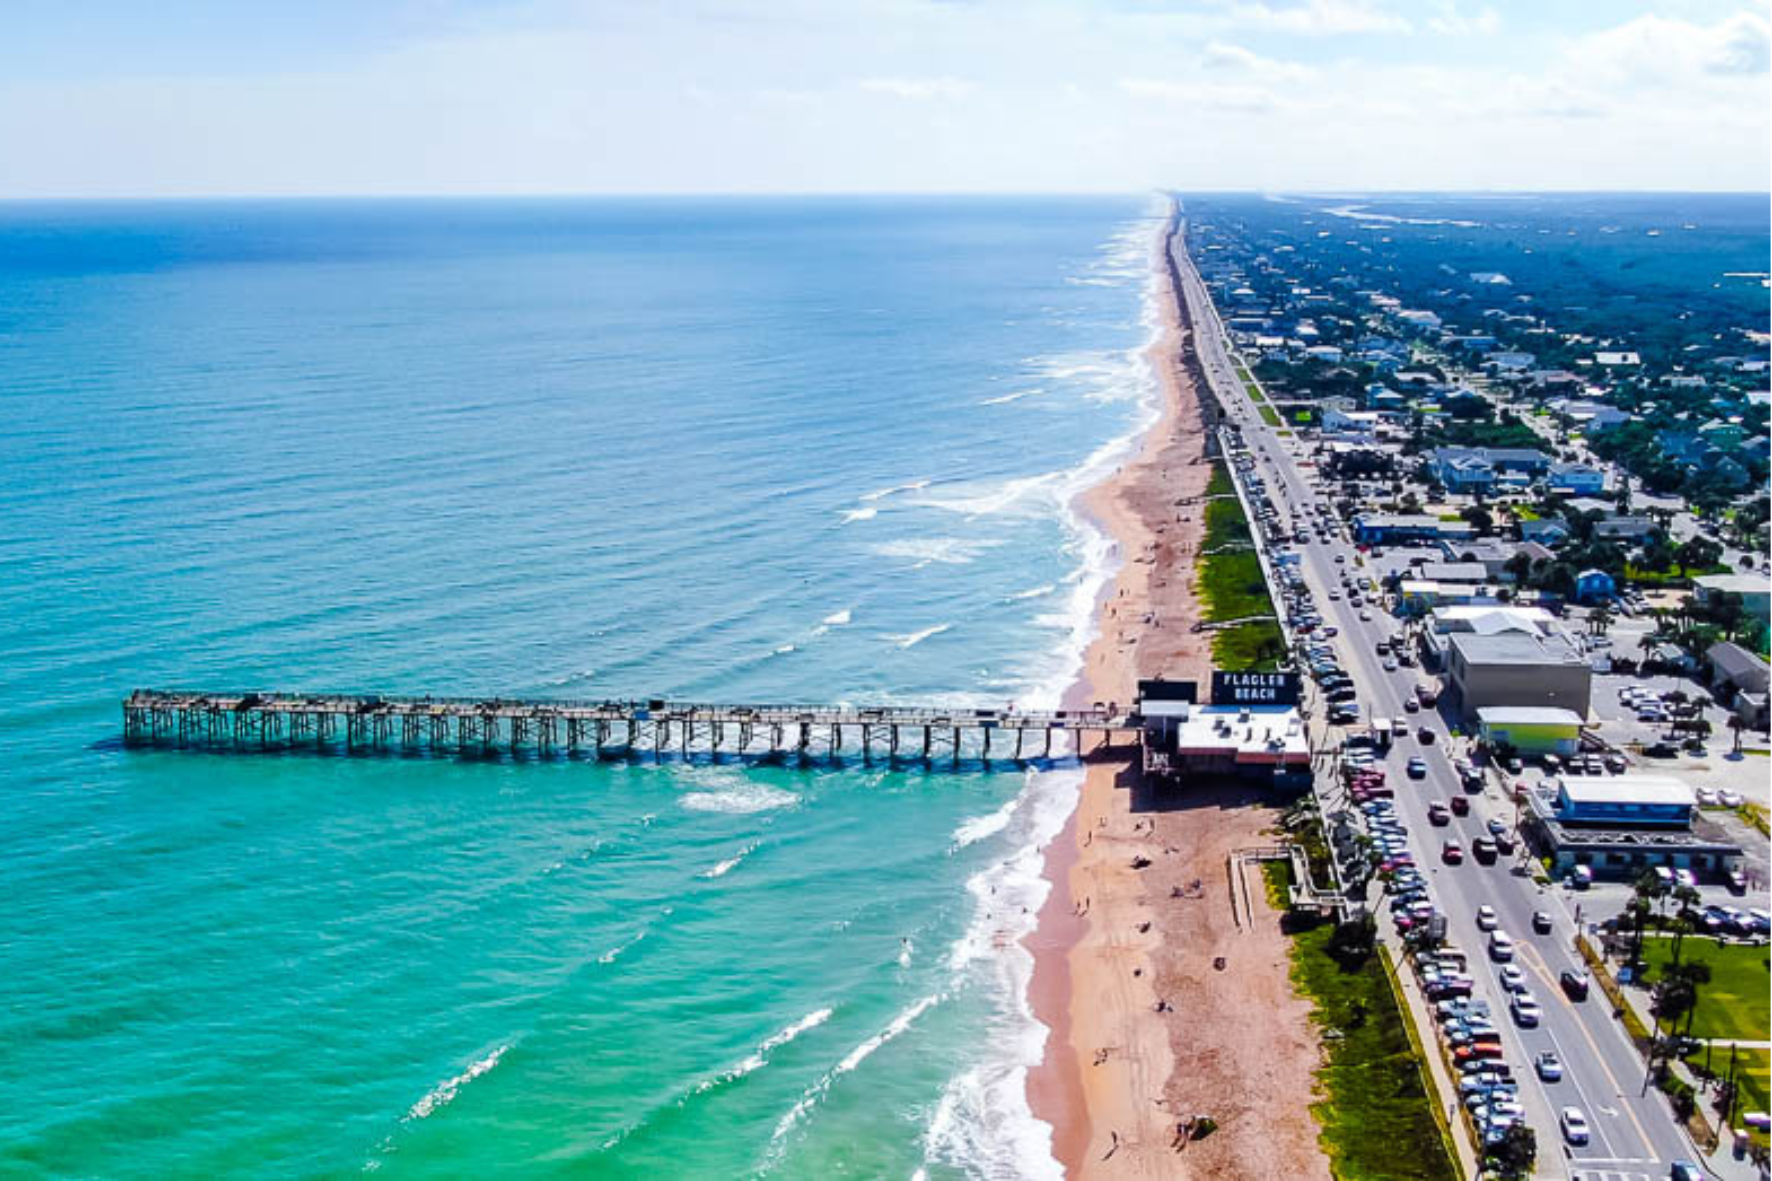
[
  {"x1": 405, "y1": 1044, "x2": 510, "y2": 1122},
  {"x1": 887, "y1": 623, "x2": 951, "y2": 649},
  {"x1": 821, "y1": 608, "x2": 852, "y2": 626},
  {"x1": 599, "y1": 929, "x2": 647, "y2": 964},
  {"x1": 950, "y1": 796, "x2": 1018, "y2": 850},
  {"x1": 980, "y1": 388, "x2": 1041, "y2": 405},
  {"x1": 694, "y1": 1007, "x2": 833, "y2": 1096},
  {"x1": 680, "y1": 784, "x2": 801, "y2": 815},
  {"x1": 872, "y1": 537, "x2": 1000, "y2": 568},
  {"x1": 840, "y1": 506, "x2": 878, "y2": 523},
  {"x1": 701, "y1": 841, "x2": 760, "y2": 879},
  {"x1": 1005, "y1": 583, "x2": 1057, "y2": 602},
  {"x1": 859, "y1": 479, "x2": 930, "y2": 502},
  {"x1": 910, "y1": 471, "x2": 1062, "y2": 519},
  {"x1": 771, "y1": 994, "x2": 943, "y2": 1148}
]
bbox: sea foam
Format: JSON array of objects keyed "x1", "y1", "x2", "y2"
[{"x1": 405, "y1": 1044, "x2": 510, "y2": 1122}]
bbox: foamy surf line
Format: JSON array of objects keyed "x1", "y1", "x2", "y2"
[{"x1": 921, "y1": 206, "x2": 1166, "y2": 1181}]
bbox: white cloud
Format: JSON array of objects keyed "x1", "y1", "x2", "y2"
[
  {"x1": 858, "y1": 76, "x2": 976, "y2": 100},
  {"x1": 1572, "y1": 10, "x2": 1771, "y2": 86},
  {"x1": 1118, "y1": 78, "x2": 1281, "y2": 113},
  {"x1": 1200, "y1": 41, "x2": 1315, "y2": 82},
  {"x1": 1221, "y1": 0, "x2": 1411, "y2": 36},
  {"x1": 1425, "y1": 4, "x2": 1501, "y2": 37}
]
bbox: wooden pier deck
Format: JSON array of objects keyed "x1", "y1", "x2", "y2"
[{"x1": 122, "y1": 690, "x2": 1136, "y2": 764}]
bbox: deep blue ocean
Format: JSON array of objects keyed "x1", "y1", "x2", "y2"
[{"x1": 0, "y1": 197, "x2": 1162, "y2": 1177}]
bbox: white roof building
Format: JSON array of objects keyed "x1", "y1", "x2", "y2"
[{"x1": 1558, "y1": 775, "x2": 1695, "y2": 809}]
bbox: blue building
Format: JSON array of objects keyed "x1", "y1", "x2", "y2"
[{"x1": 1574, "y1": 569, "x2": 1616, "y2": 604}]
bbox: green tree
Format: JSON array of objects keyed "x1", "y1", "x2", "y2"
[
  {"x1": 1491, "y1": 1122, "x2": 1536, "y2": 1177},
  {"x1": 1676, "y1": 535, "x2": 1723, "y2": 573}
]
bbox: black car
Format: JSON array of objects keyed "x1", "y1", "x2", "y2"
[{"x1": 1559, "y1": 970, "x2": 1590, "y2": 1000}]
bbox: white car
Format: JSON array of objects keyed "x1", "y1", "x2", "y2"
[
  {"x1": 1488, "y1": 931, "x2": 1515, "y2": 962},
  {"x1": 1476, "y1": 905, "x2": 1499, "y2": 931},
  {"x1": 1560, "y1": 1106, "x2": 1590, "y2": 1145},
  {"x1": 1510, "y1": 992, "x2": 1542, "y2": 1027},
  {"x1": 1720, "y1": 790, "x2": 1745, "y2": 807},
  {"x1": 1696, "y1": 787, "x2": 1720, "y2": 806},
  {"x1": 1497, "y1": 965, "x2": 1527, "y2": 992}
]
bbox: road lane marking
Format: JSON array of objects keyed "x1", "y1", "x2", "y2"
[{"x1": 1518, "y1": 942, "x2": 1655, "y2": 1158}]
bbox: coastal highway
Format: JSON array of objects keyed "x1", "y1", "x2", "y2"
[{"x1": 1171, "y1": 236, "x2": 1698, "y2": 1177}]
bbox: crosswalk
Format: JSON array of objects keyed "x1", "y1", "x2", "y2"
[{"x1": 1569, "y1": 1162, "x2": 1655, "y2": 1181}]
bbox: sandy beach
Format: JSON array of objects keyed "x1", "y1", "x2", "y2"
[{"x1": 1025, "y1": 207, "x2": 1328, "y2": 1178}]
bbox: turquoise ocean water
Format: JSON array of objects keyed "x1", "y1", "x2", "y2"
[{"x1": 0, "y1": 197, "x2": 1162, "y2": 1177}]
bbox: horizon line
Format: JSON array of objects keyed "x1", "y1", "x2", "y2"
[{"x1": 2, "y1": 186, "x2": 1770, "y2": 204}]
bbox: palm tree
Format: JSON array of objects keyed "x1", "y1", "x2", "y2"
[
  {"x1": 1669, "y1": 885, "x2": 1703, "y2": 965},
  {"x1": 1682, "y1": 961, "x2": 1713, "y2": 1040},
  {"x1": 1728, "y1": 715, "x2": 1746, "y2": 755},
  {"x1": 1627, "y1": 868, "x2": 1667, "y2": 968},
  {"x1": 1589, "y1": 603, "x2": 1615, "y2": 638}
]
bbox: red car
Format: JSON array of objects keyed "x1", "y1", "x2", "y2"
[
  {"x1": 1442, "y1": 841, "x2": 1464, "y2": 864},
  {"x1": 1450, "y1": 796, "x2": 1471, "y2": 816}
]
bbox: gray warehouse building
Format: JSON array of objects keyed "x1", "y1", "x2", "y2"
[{"x1": 1446, "y1": 631, "x2": 1591, "y2": 720}]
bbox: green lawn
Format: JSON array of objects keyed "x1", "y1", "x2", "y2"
[
  {"x1": 1258, "y1": 404, "x2": 1283, "y2": 427},
  {"x1": 1279, "y1": 915, "x2": 1457, "y2": 1180},
  {"x1": 1740, "y1": 1049, "x2": 1770, "y2": 1121},
  {"x1": 1214, "y1": 620, "x2": 1286, "y2": 671},
  {"x1": 1205, "y1": 462, "x2": 1236, "y2": 499},
  {"x1": 1640, "y1": 938, "x2": 1771, "y2": 1042},
  {"x1": 1196, "y1": 464, "x2": 1282, "y2": 670}
]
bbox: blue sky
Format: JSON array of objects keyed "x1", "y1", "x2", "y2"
[{"x1": 0, "y1": 0, "x2": 1766, "y2": 195}]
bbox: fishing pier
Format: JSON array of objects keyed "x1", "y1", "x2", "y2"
[{"x1": 122, "y1": 690, "x2": 1134, "y2": 765}]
